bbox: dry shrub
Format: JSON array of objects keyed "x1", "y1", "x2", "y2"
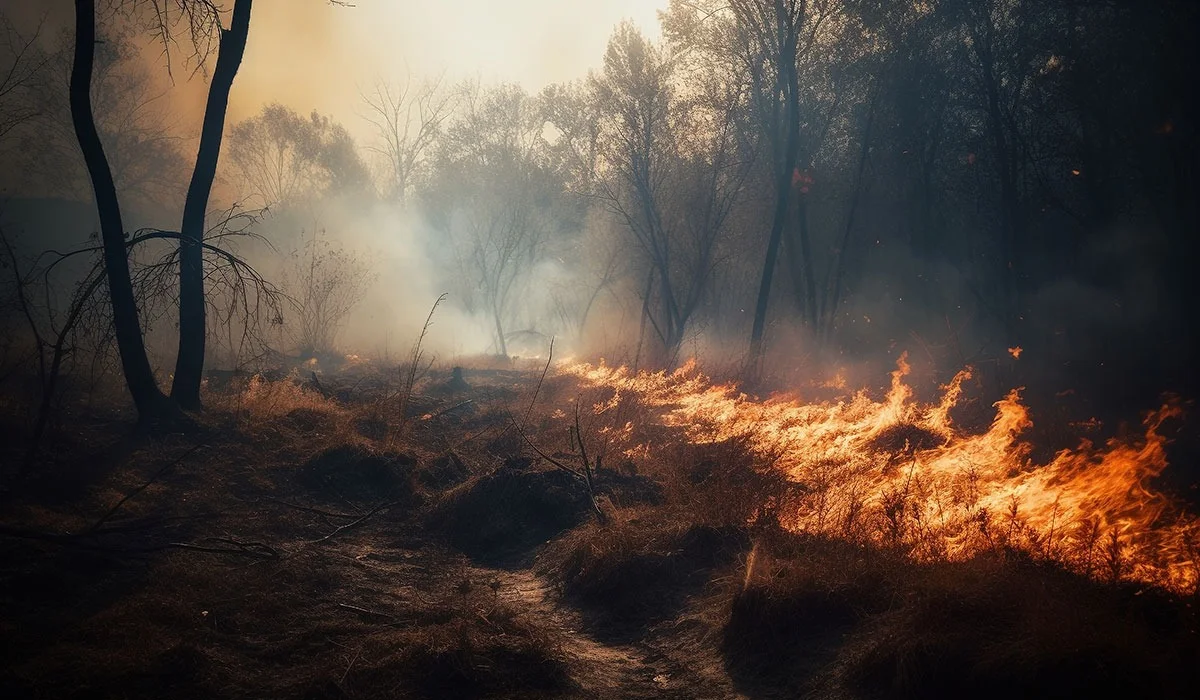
[
  {"x1": 296, "y1": 444, "x2": 417, "y2": 504},
  {"x1": 837, "y1": 556, "x2": 1200, "y2": 699},
  {"x1": 427, "y1": 465, "x2": 595, "y2": 565},
  {"x1": 206, "y1": 372, "x2": 353, "y2": 440},
  {"x1": 539, "y1": 511, "x2": 748, "y2": 642}
]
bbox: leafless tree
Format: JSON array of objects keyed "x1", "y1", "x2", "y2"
[
  {"x1": 424, "y1": 82, "x2": 571, "y2": 356},
  {"x1": 227, "y1": 102, "x2": 371, "y2": 208},
  {"x1": 360, "y1": 73, "x2": 458, "y2": 206},
  {"x1": 0, "y1": 12, "x2": 50, "y2": 143},
  {"x1": 588, "y1": 22, "x2": 752, "y2": 365}
]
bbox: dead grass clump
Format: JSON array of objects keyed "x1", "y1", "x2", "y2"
[
  {"x1": 370, "y1": 618, "x2": 573, "y2": 699},
  {"x1": 591, "y1": 465, "x2": 665, "y2": 508},
  {"x1": 717, "y1": 529, "x2": 1199, "y2": 698},
  {"x1": 721, "y1": 533, "x2": 887, "y2": 694},
  {"x1": 839, "y1": 557, "x2": 1200, "y2": 699},
  {"x1": 540, "y1": 514, "x2": 749, "y2": 642},
  {"x1": 207, "y1": 373, "x2": 350, "y2": 435},
  {"x1": 297, "y1": 444, "x2": 417, "y2": 504},
  {"x1": 655, "y1": 436, "x2": 798, "y2": 529},
  {"x1": 428, "y1": 465, "x2": 593, "y2": 565}
]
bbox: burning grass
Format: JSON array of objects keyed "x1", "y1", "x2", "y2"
[
  {"x1": 563, "y1": 354, "x2": 1200, "y2": 594},
  {"x1": 2, "y1": 352, "x2": 1198, "y2": 698}
]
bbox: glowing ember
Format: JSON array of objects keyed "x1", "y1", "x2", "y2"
[
  {"x1": 562, "y1": 356, "x2": 1197, "y2": 593},
  {"x1": 1008, "y1": 346, "x2": 1023, "y2": 359}
]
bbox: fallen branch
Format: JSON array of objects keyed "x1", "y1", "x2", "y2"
[
  {"x1": 164, "y1": 537, "x2": 279, "y2": 559},
  {"x1": 262, "y1": 497, "x2": 362, "y2": 519},
  {"x1": 88, "y1": 444, "x2": 207, "y2": 534},
  {"x1": 309, "y1": 501, "x2": 395, "y2": 544},
  {"x1": 522, "y1": 336, "x2": 554, "y2": 429},
  {"x1": 422, "y1": 399, "x2": 475, "y2": 421}
]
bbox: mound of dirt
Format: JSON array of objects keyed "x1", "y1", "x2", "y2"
[
  {"x1": 842, "y1": 562, "x2": 1200, "y2": 699},
  {"x1": 296, "y1": 445, "x2": 416, "y2": 503},
  {"x1": 723, "y1": 584, "x2": 859, "y2": 694},
  {"x1": 430, "y1": 465, "x2": 593, "y2": 565},
  {"x1": 402, "y1": 635, "x2": 572, "y2": 699},
  {"x1": 545, "y1": 522, "x2": 749, "y2": 642},
  {"x1": 418, "y1": 452, "x2": 471, "y2": 490}
]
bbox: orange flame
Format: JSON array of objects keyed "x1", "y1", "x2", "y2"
[{"x1": 563, "y1": 356, "x2": 1197, "y2": 593}]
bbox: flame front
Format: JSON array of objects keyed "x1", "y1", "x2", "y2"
[{"x1": 563, "y1": 356, "x2": 1198, "y2": 594}]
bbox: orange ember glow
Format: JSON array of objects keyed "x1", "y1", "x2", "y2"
[
  {"x1": 1008, "y1": 346, "x2": 1023, "y2": 359},
  {"x1": 563, "y1": 356, "x2": 1197, "y2": 593}
]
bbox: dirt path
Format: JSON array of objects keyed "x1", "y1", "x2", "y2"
[{"x1": 483, "y1": 566, "x2": 730, "y2": 699}]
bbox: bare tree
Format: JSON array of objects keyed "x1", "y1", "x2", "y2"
[
  {"x1": 172, "y1": 0, "x2": 251, "y2": 409},
  {"x1": 285, "y1": 230, "x2": 373, "y2": 357},
  {"x1": 588, "y1": 22, "x2": 751, "y2": 365},
  {"x1": 69, "y1": 0, "x2": 168, "y2": 419},
  {"x1": 424, "y1": 83, "x2": 571, "y2": 356},
  {"x1": 0, "y1": 12, "x2": 49, "y2": 143},
  {"x1": 227, "y1": 103, "x2": 371, "y2": 208},
  {"x1": 360, "y1": 73, "x2": 458, "y2": 206}
]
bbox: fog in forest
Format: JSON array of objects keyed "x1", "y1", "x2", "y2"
[
  {"x1": 1, "y1": 0, "x2": 1197, "y2": 419},
  {"x1": 4, "y1": 4, "x2": 1200, "y2": 696}
]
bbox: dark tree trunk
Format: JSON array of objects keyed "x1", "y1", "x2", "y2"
[
  {"x1": 749, "y1": 17, "x2": 801, "y2": 361},
  {"x1": 171, "y1": 0, "x2": 253, "y2": 409},
  {"x1": 70, "y1": 0, "x2": 166, "y2": 418},
  {"x1": 793, "y1": 195, "x2": 818, "y2": 327},
  {"x1": 823, "y1": 85, "x2": 879, "y2": 340}
]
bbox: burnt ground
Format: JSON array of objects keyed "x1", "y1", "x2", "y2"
[{"x1": 0, "y1": 363, "x2": 1197, "y2": 699}]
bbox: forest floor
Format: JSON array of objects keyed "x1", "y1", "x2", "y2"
[{"x1": 0, "y1": 359, "x2": 1198, "y2": 699}]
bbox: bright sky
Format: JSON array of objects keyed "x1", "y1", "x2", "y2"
[{"x1": 227, "y1": 0, "x2": 668, "y2": 126}]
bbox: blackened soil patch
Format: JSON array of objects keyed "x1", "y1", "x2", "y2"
[
  {"x1": 296, "y1": 445, "x2": 416, "y2": 503},
  {"x1": 722, "y1": 585, "x2": 859, "y2": 697}
]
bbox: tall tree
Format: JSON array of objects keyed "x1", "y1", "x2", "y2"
[
  {"x1": 69, "y1": 0, "x2": 166, "y2": 418},
  {"x1": 171, "y1": 0, "x2": 252, "y2": 409},
  {"x1": 361, "y1": 75, "x2": 458, "y2": 206},
  {"x1": 732, "y1": 0, "x2": 806, "y2": 360}
]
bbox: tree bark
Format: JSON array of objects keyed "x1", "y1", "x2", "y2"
[
  {"x1": 171, "y1": 0, "x2": 253, "y2": 409},
  {"x1": 70, "y1": 0, "x2": 166, "y2": 419},
  {"x1": 749, "y1": 9, "x2": 801, "y2": 361}
]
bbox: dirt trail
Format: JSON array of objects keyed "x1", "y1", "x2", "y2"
[{"x1": 482, "y1": 566, "x2": 737, "y2": 699}]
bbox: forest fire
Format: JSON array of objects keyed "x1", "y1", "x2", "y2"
[{"x1": 564, "y1": 356, "x2": 1198, "y2": 594}]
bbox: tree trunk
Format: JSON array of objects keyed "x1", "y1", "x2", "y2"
[
  {"x1": 822, "y1": 86, "x2": 877, "y2": 341},
  {"x1": 749, "y1": 25, "x2": 801, "y2": 361},
  {"x1": 70, "y1": 0, "x2": 166, "y2": 419},
  {"x1": 171, "y1": 0, "x2": 253, "y2": 409}
]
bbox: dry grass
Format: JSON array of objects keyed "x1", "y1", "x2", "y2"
[{"x1": 2, "y1": 361, "x2": 1198, "y2": 699}]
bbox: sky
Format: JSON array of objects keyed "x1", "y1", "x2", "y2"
[
  {"x1": 227, "y1": 0, "x2": 666, "y2": 132},
  {"x1": 2, "y1": 0, "x2": 667, "y2": 133}
]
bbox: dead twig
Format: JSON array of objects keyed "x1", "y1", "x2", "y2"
[
  {"x1": 88, "y1": 444, "x2": 207, "y2": 534},
  {"x1": 522, "y1": 336, "x2": 554, "y2": 429},
  {"x1": 262, "y1": 497, "x2": 362, "y2": 519},
  {"x1": 309, "y1": 501, "x2": 395, "y2": 544},
  {"x1": 163, "y1": 538, "x2": 279, "y2": 559}
]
